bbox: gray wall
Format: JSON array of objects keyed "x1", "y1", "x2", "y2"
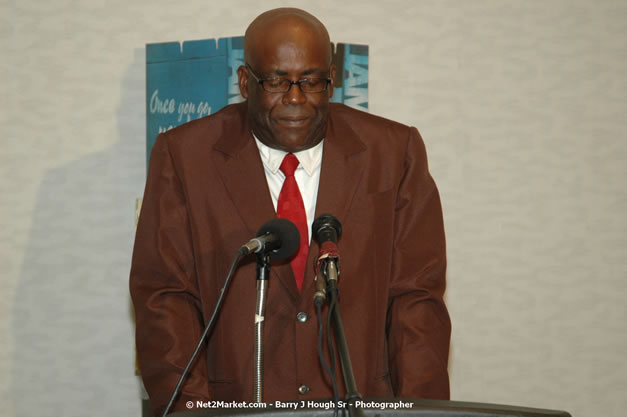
[{"x1": 1, "y1": 1, "x2": 626, "y2": 416}]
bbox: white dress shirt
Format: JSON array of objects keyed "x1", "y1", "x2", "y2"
[{"x1": 254, "y1": 136, "x2": 323, "y2": 243}]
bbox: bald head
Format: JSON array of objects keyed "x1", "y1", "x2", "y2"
[
  {"x1": 244, "y1": 8, "x2": 332, "y2": 69},
  {"x1": 237, "y1": 8, "x2": 336, "y2": 153}
]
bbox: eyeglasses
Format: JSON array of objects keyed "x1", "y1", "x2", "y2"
[{"x1": 246, "y1": 65, "x2": 332, "y2": 94}]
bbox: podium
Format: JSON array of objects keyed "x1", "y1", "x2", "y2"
[{"x1": 168, "y1": 398, "x2": 572, "y2": 417}]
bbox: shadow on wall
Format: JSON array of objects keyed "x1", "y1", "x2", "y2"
[{"x1": 11, "y1": 48, "x2": 146, "y2": 417}]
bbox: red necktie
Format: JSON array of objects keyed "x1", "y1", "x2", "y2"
[{"x1": 277, "y1": 153, "x2": 309, "y2": 292}]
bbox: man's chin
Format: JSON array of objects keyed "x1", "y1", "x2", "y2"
[{"x1": 272, "y1": 133, "x2": 320, "y2": 153}]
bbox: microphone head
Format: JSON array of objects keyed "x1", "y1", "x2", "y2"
[
  {"x1": 312, "y1": 214, "x2": 342, "y2": 244},
  {"x1": 257, "y1": 218, "x2": 300, "y2": 261}
]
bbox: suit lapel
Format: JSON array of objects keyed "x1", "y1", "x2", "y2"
[
  {"x1": 314, "y1": 108, "x2": 367, "y2": 229},
  {"x1": 300, "y1": 106, "x2": 367, "y2": 297},
  {"x1": 211, "y1": 107, "x2": 275, "y2": 236}
]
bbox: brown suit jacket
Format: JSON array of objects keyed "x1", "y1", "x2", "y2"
[{"x1": 130, "y1": 102, "x2": 451, "y2": 416}]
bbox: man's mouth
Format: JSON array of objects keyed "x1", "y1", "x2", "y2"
[{"x1": 276, "y1": 117, "x2": 311, "y2": 127}]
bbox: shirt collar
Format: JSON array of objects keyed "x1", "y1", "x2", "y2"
[{"x1": 254, "y1": 134, "x2": 324, "y2": 176}]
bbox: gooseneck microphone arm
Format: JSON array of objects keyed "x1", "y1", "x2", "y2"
[
  {"x1": 250, "y1": 218, "x2": 300, "y2": 404},
  {"x1": 312, "y1": 214, "x2": 365, "y2": 417},
  {"x1": 253, "y1": 253, "x2": 270, "y2": 403},
  {"x1": 327, "y1": 283, "x2": 365, "y2": 417}
]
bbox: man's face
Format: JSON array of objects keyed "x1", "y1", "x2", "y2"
[{"x1": 238, "y1": 29, "x2": 335, "y2": 153}]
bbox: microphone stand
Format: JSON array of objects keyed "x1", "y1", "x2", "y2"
[
  {"x1": 253, "y1": 253, "x2": 270, "y2": 403},
  {"x1": 322, "y1": 259, "x2": 365, "y2": 417}
]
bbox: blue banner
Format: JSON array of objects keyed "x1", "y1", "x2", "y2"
[{"x1": 146, "y1": 37, "x2": 368, "y2": 164}]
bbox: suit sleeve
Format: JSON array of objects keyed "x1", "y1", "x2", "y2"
[
  {"x1": 130, "y1": 133, "x2": 211, "y2": 416},
  {"x1": 387, "y1": 126, "x2": 451, "y2": 399}
]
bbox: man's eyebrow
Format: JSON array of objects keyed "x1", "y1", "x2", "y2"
[
  {"x1": 302, "y1": 68, "x2": 327, "y2": 76},
  {"x1": 267, "y1": 68, "x2": 329, "y2": 77},
  {"x1": 267, "y1": 69, "x2": 288, "y2": 77}
]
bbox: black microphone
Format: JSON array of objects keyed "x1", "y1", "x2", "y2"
[
  {"x1": 312, "y1": 214, "x2": 342, "y2": 247},
  {"x1": 312, "y1": 214, "x2": 342, "y2": 285},
  {"x1": 240, "y1": 218, "x2": 300, "y2": 260},
  {"x1": 312, "y1": 214, "x2": 344, "y2": 415}
]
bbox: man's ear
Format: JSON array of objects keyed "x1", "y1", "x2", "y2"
[
  {"x1": 237, "y1": 65, "x2": 249, "y2": 99},
  {"x1": 328, "y1": 64, "x2": 336, "y2": 99}
]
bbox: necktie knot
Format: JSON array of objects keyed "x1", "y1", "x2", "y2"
[{"x1": 280, "y1": 153, "x2": 299, "y2": 177}]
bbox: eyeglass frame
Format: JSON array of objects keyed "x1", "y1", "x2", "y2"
[{"x1": 245, "y1": 64, "x2": 333, "y2": 94}]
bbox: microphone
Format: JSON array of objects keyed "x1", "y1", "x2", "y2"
[
  {"x1": 241, "y1": 218, "x2": 300, "y2": 260},
  {"x1": 312, "y1": 214, "x2": 342, "y2": 278},
  {"x1": 312, "y1": 214, "x2": 342, "y2": 246},
  {"x1": 312, "y1": 215, "x2": 345, "y2": 414}
]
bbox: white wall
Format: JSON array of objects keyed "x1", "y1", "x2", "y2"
[{"x1": 1, "y1": 1, "x2": 626, "y2": 416}]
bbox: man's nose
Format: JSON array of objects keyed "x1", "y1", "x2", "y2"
[{"x1": 283, "y1": 82, "x2": 307, "y2": 105}]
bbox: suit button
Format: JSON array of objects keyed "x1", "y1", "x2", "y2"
[
  {"x1": 296, "y1": 312, "x2": 308, "y2": 323},
  {"x1": 298, "y1": 384, "x2": 310, "y2": 395}
]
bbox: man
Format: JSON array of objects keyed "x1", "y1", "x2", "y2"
[{"x1": 130, "y1": 8, "x2": 451, "y2": 416}]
